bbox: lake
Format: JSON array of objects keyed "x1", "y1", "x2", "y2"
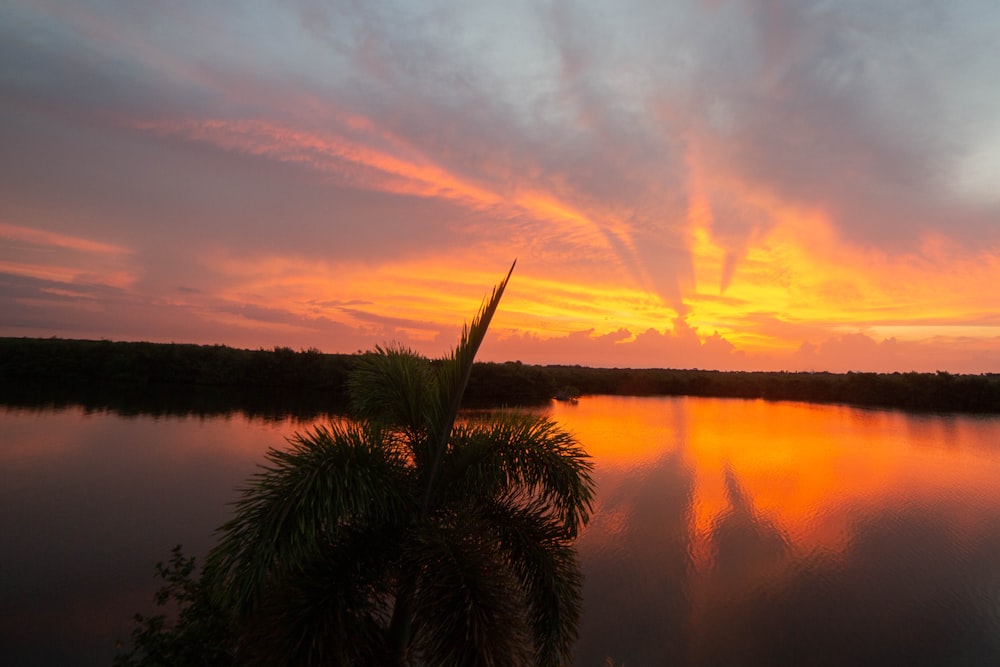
[{"x1": 3, "y1": 395, "x2": 1000, "y2": 665}]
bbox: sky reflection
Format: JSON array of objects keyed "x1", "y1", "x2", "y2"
[
  {"x1": 3, "y1": 397, "x2": 1000, "y2": 665},
  {"x1": 0, "y1": 408, "x2": 295, "y2": 665},
  {"x1": 550, "y1": 396, "x2": 1000, "y2": 665}
]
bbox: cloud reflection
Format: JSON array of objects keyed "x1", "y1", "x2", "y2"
[{"x1": 556, "y1": 395, "x2": 1000, "y2": 665}]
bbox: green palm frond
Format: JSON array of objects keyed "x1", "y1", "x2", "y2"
[
  {"x1": 237, "y1": 528, "x2": 397, "y2": 667},
  {"x1": 480, "y1": 497, "x2": 586, "y2": 667},
  {"x1": 445, "y1": 412, "x2": 595, "y2": 537},
  {"x1": 422, "y1": 261, "x2": 516, "y2": 510},
  {"x1": 409, "y1": 520, "x2": 535, "y2": 667},
  {"x1": 207, "y1": 422, "x2": 415, "y2": 613},
  {"x1": 349, "y1": 345, "x2": 433, "y2": 444}
]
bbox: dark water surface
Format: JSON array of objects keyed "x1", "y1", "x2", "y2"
[{"x1": 3, "y1": 396, "x2": 1000, "y2": 665}]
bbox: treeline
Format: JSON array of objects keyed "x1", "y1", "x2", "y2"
[
  {"x1": 2, "y1": 337, "x2": 1000, "y2": 414},
  {"x1": 0, "y1": 338, "x2": 554, "y2": 416},
  {"x1": 0, "y1": 338, "x2": 356, "y2": 391},
  {"x1": 541, "y1": 365, "x2": 1000, "y2": 413}
]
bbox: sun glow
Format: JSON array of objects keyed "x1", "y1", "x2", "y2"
[
  {"x1": 108, "y1": 109, "x2": 1000, "y2": 369},
  {"x1": 679, "y1": 170, "x2": 1000, "y2": 363}
]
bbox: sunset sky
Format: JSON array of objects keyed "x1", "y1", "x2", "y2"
[{"x1": 2, "y1": 1, "x2": 999, "y2": 372}]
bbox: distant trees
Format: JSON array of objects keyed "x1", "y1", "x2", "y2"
[
  {"x1": 0, "y1": 338, "x2": 557, "y2": 412},
  {"x1": 538, "y1": 366, "x2": 1000, "y2": 413},
  {"x1": 0, "y1": 338, "x2": 354, "y2": 390},
  {"x1": 3, "y1": 337, "x2": 999, "y2": 414},
  {"x1": 116, "y1": 263, "x2": 595, "y2": 666},
  {"x1": 464, "y1": 360, "x2": 556, "y2": 405}
]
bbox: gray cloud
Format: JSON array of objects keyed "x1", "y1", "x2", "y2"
[{"x1": 687, "y1": 0, "x2": 1000, "y2": 248}]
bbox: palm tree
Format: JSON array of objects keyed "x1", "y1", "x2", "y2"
[{"x1": 206, "y1": 262, "x2": 595, "y2": 666}]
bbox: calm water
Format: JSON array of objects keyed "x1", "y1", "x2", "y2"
[{"x1": 3, "y1": 396, "x2": 1000, "y2": 665}]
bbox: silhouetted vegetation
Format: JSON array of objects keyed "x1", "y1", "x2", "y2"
[
  {"x1": 0, "y1": 338, "x2": 553, "y2": 417},
  {"x1": 540, "y1": 366, "x2": 1000, "y2": 413},
  {"x1": 115, "y1": 264, "x2": 596, "y2": 666},
  {"x1": 0, "y1": 337, "x2": 354, "y2": 390},
  {"x1": 113, "y1": 546, "x2": 233, "y2": 667},
  {"x1": 463, "y1": 360, "x2": 556, "y2": 405},
  {"x1": 2, "y1": 337, "x2": 1000, "y2": 414}
]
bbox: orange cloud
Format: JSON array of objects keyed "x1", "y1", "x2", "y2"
[
  {"x1": 677, "y1": 140, "x2": 1000, "y2": 368},
  {"x1": 115, "y1": 115, "x2": 1000, "y2": 372},
  {"x1": 130, "y1": 116, "x2": 641, "y2": 265},
  {"x1": 0, "y1": 222, "x2": 129, "y2": 255},
  {"x1": 132, "y1": 117, "x2": 503, "y2": 205},
  {"x1": 0, "y1": 222, "x2": 136, "y2": 290}
]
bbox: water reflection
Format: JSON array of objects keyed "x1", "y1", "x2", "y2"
[
  {"x1": 549, "y1": 396, "x2": 1000, "y2": 666},
  {"x1": 3, "y1": 396, "x2": 1000, "y2": 665},
  {"x1": 1, "y1": 381, "x2": 344, "y2": 422},
  {"x1": 0, "y1": 408, "x2": 301, "y2": 665},
  {"x1": 575, "y1": 445, "x2": 695, "y2": 664}
]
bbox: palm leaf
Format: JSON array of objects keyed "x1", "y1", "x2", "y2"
[
  {"x1": 408, "y1": 519, "x2": 534, "y2": 667},
  {"x1": 421, "y1": 260, "x2": 516, "y2": 511},
  {"x1": 444, "y1": 412, "x2": 595, "y2": 537},
  {"x1": 236, "y1": 527, "x2": 397, "y2": 667},
  {"x1": 480, "y1": 496, "x2": 586, "y2": 667},
  {"x1": 207, "y1": 422, "x2": 415, "y2": 614},
  {"x1": 348, "y1": 345, "x2": 433, "y2": 448}
]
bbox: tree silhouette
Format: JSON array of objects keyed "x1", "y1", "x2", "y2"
[{"x1": 205, "y1": 261, "x2": 595, "y2": 666}]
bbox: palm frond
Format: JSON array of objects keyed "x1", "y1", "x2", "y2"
[
  {"x1": 207, "y1": 422, "x2": 415, "y2": 614},
  {"x1": 445, "y1": 412, "x2": 595, "y2": 537},
  {"x1": 422, "y1": 260, "x2": 516, "y2": 510},
  {"x1": 480, "y1": 497, "x2": 586, "y2": 667},
  {"x1": 236, "y1": 527, "x2": 397, "y2": 667},
  {"x1": 348, "y1": 345, "x2": 433, "y2": 445},
  {"x1": 408, "y1": 519, "x2": 534, "y2": 667}
]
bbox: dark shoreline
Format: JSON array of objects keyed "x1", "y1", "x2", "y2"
[{"x1": 2, "y1": 336, "x2": 999, "y2": 416}]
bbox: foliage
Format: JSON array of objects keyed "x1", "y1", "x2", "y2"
[
  {"x1": 0, "y1": 337, "x2": 354, "y2": 390},
  {"x1": 205, "y1": 261, "x2": 595, "y2": 666},
  {"x1": 539, "y1": 366, "x2": 1000, "y2": 412},
  {"x1": 113, "y1": 546, "x2": 233, "y2": 667},
  {"x1": 6, "y1": 328, "x2": 1000, "y2": 416},
  {"x1": 116, "y1": 262, "x2": 596, "y2": 666}
]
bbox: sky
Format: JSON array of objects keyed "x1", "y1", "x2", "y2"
[{"x1": 2, "y1": 0, "x2": 1000, "y2": 372}]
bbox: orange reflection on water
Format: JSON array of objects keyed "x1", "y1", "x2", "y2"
[{"x1": 551, "y1": 395, "x2": 1000, "y2": 571}]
